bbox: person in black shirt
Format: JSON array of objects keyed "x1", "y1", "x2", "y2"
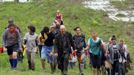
[
  {"x1": 40, "y1": 27, "x2": 55, "y2": 73},
  {"x1": 73, "y1": 27, "x2": 86, "y2": 75},
  {"x1": 55, "y1": 25, "x2": 76, "y2": 75}
]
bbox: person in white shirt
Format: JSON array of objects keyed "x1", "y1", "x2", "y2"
[{"x1": 24, "y1": 25, "x2": 38, "y2": 70}]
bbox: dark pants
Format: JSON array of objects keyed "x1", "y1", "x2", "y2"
[
  {"x1": 107, "y1": 69, "x2": 112, "y2": 75},
  {"x1": 50, "y1": 54, "x2": 57, "y2": 73},
  {"x1": 112, "y1": 61, "x2": 119, "y2": 75},
  {"x1": 118, "y1": 63, "x2": 125, "y2": 75},
  {"x1": 27, "y1": 51, "x2": 35, "y2": 70},
  {"x1": 69, "y1": 62, "x2": 75, "y2": 69},
  {"x1": 6, "y1": 44, "x2": 19, "y2": 55},
  {"x1": 90, "y1": 53, "x2": 101, "y2": 69},
  {"x1": 58, "y1": 53, "x2": 69, "y2": 74}
]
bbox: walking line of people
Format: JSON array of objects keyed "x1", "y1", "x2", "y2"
[{"x1": 1, "y1": 10, "x2": 132, "y2": 75}]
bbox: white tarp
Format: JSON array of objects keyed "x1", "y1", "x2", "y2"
[
  {"x1": 83, "y1": 0, "x2": 134, "y2": 22},
  {"x1": 1, "y1": 0, "x2": 14, "y2": 2},
  {"x1": 19, "y1": 0, "x2": 30, "y2": 3},
  {"x1": 0, "y1": 0, "x2": 31, "y2": 2}
]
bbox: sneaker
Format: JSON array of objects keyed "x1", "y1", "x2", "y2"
[
  {"x1": 78, "y1": 73, "x2": 84, "y2": 75},
  {"x1": 12, "y1": 68, "x2": 17, "y2": 71},
  {"x1": 81, "y1": 73, "x2": 84, "y2": 75}
]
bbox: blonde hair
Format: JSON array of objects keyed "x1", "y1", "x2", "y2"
[
  {"x1": 109, "y1": 37, "x2": 112, "y2": 42},
  {"x1": 57, "y1": 10, "x2": 60, "y2": 13},
  {"x1": 119, "y1": 39, "x2": 125, "y2": 44}
]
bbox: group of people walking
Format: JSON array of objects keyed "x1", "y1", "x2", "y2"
[{"x1": 2, "y1": 10, "x2": 132, "y2": 75}]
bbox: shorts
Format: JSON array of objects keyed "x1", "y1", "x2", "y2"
[
  {"x1": 41, "y1": 46, "x2": 53, "y2": 63},
  {"x1": 6, "y1": 44, "x2": 19, "y2": 55},
  {"x1": 90, "y1": 53, "x2": 102, "y2": 69}
]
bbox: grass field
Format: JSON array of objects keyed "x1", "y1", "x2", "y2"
[
  {"x1": 0, "y1": 53, "x2": 92, "y2": 75},
  {"x1": 0, "y1": 0, "x2": 134, "y2": 75}
]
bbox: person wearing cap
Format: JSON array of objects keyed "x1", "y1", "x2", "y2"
[
  {"x1": 55, "y1": 25, "x2": 76, "y2": 75},
  {"x1": 4, "y1": 18, "x2": 14, "y2": 29},
  {"x1": 2, "y1": 24, "x2": 22, "y2": 70},
  {"x1": 8, "y1": 18, "x2": 14, "y2": 25},
  {"x1": 6, "y1": 18, "x2": 21, "y2": 33}
]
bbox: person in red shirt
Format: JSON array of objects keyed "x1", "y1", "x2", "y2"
[{"x1": 55, "y1": 10, "x2": 63, "y2": 25}]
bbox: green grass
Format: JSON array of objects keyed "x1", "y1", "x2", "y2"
[
  {"x1": 0, "y1": 0, "x2": 134, "y2": 75},
  {"x1": 0, "y1": 53, "x2": 92, "y2": 75}
]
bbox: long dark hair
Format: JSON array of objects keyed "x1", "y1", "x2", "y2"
[{"x1": 41, "y1": 27, "x2": 49, "y2": 39}]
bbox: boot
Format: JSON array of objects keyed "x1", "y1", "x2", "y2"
[
  {"x1": 28, "y1": 61, "x2": 31, "y2": 70},
  {"x1": 53, "y1": 64, "x2": 56, "y2": 72},
  {"x1": 31, "y1": 62, "x2": 35, "y2": 71},
  {"x1": 79, "y1": 63, "x2": 84, "y2": 75},
  {"x1": 63, "y1": 70, "x2": 67, "y2": 75},
  {"x1": 50, "y1": 63, "x2": 54, "y2": 74}
]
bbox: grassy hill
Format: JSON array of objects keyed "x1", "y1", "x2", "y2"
[{"x1": 0, "y1": 0, "x2": 134, "y2": 75}]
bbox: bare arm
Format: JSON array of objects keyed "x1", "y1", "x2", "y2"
[
  {"x1": 85, "y1": 44, "x2": 90, "y2": 51},
  {"x1": 84, "y1": 38, "x2": 90, "y2": 50}
]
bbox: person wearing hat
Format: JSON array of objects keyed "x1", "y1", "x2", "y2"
[{"x1": 2, "y1": 24, "x2": 22, "y2": 70}]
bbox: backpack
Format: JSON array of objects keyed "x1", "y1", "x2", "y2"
[
  {"x1": 111, "y1": 44, "x2": 120, "y2": 61},
  {"x1": 118, "y1": 44, "x2": 127, "y2": 63}
]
